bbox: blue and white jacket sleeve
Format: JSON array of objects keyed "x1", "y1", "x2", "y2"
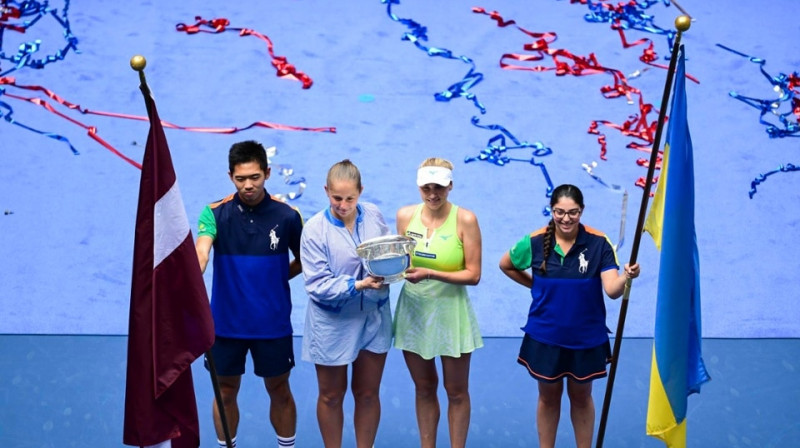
[{"x1": 300, "y1": 215, "x2": 360, "y2": 306}]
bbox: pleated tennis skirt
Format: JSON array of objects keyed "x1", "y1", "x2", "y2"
[{"x1": 517, "y1": 334, "x2": 611, "y2": 384}]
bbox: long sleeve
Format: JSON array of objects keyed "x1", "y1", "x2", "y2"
[
  {"x1": 300, "y1": 203, "x2": 392, "y2": 312},
  {"x1": 300, "y1": 215, "x2": 359, "y2": 308}
]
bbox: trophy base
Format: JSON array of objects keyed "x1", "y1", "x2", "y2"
[{"x1": 381, "y1": 272, "x2": 406, "y2": 284}]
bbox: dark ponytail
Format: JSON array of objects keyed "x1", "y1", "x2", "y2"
[{"x1": 539, "y1": 220, "x2": 555, "y2": 274}]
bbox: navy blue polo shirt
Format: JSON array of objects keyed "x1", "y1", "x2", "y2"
[
  {"x1": 198, "y1": 191, "x2": 302, "y2": 339},
  {"x1": 509, "y1": 223, "x2": 619, "y2": 349}
]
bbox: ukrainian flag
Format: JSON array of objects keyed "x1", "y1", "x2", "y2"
[{"x1": 643, "y1": 45, "x2": 711, "y2": 447}]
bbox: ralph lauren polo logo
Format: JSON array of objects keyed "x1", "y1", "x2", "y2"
[
  {"x1": 269, "y1": 225, "x2": 280, "y2": 250},
  {"x1": 578, "y1": 249, "x2": 588, "y2": 274}
]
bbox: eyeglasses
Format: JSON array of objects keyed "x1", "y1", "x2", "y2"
[{"x1": 552, "y1": 208, "x2": 582, "y2": 219}]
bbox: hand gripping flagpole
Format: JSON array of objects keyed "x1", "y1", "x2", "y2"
[
  {"x1": 130, "y1": 55, "x2": 234, "y2": 448},
  {"x1": 595, "y1": 16, "x2": 692, "y2": 448}
]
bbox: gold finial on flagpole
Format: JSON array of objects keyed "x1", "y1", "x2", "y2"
[
  {"x1": 675, "y1": 15, "x2": 691, "y2": 32},
  {"x1": 130, "y1": 55, "x2": 146, "y2": 71},
  {"x1": 130, "y1": 55, "x2": 149, "y2": 93}
]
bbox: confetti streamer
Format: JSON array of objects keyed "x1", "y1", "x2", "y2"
[
  {"x1": 0, "y1": 0, "x2": 79, "y2": 77},
  {"x1": 749, "y1": 164, "x2": 800, "y2": 199},
  {"x1": 582, "y1": 161, "x2": 628, "y2": 250},
  {"x1": 569, "y1": 0, "x2": 681, "y2": 69},
  {"x1": 382, "y1": 1, "x2": 486, "y2": 114},
  {"x1": 1, "y1": 4, "x2": 333, "y2": 176},
  {"x1": 176, "y1": 16, "x2": 314, "y2": 89},
  {"x1": 715, "y1": 45, "x2": 798, "y2": 198},
  {"x1": 474, "y1": 6, "x2": 697, "y2": 192},
  {"x1": 1, "y1": 78, "x2": 336, "y2": 168},
  {"x1": 716, "y1": 44, "x2": 799, "y2": 139},
  {"x1": 582, "y1": 1, "x2": 673, "y2": 41},
  {"x1": 265, "y1": 146, "x2": 307, "y2": 201},
  {"x1": 382, "y1": 0, "x2": 555, "y2": 214},
  {"x1": 1, "y1": 98, "x2": 81, "y2": 154},
  {"x1": 465, "y1": 118, "x2": 555, "y2": 215},
  {"x1": 1, "y1": 88, "x2": 141, "y2": 167},
  {"x1": 474, "y1": 7, "x2": 653, "y2": 147}
]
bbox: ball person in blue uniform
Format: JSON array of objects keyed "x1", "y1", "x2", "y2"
[
  {"x1": 499, "y1": 184, "x2": 640, "y2": 448},
  {"x1": 196, "y1": 140, "x2": 303, "y2": 448}
]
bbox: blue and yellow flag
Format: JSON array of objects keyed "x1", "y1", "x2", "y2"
[{"x1": 643, "y1": 45, "x2": 711, "y2": 448}]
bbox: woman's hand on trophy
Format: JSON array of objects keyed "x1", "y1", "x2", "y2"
[
  {"x1": 402, "y1": 267, "x2": 430, "y2": 284},
  {"x1": 357, "y1": 275, "x2": 385, "y2": 290}
]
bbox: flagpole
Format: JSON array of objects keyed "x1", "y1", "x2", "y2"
[
  {"x1": 594, "y1": 16, "x2": 691, "y2": 448},
  {"x1": 204, "y1": 350, "x2": 235, "y2": 448},
  {"x1": 129, "y1": 55, "x2": 234, "y2": 448}
]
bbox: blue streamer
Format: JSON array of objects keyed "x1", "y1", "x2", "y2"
[
  {"x1": 0, "y1": 0, "x2": 79, "y2": 77},
  {"x1": 382, "y1": 0, "x2": 555, "y2": 215},
  {"x1": 749, "y1": 164, "x2": 800, "y2": 199},
  {"x1": 716, "y1": 44, "x2": 799, "y2": 139},
  {"x1": 582, "y1": 161, "x2": 627, "y2": 250},
  {"x1": 383, "y1": 0, "x2": 486, "y2": 114},
  {"x1": 466, "y1": 118, "x2": 555, "y2": 216},
  {"x1": 1, "y1": 0, "x2": 81, "y2": 155},
  {"x1": 580, "y1": 0, "x2": 676, "y2": 56},
  {"x1": 1, "y1": 98, "x2": 80, "y2": 154}
]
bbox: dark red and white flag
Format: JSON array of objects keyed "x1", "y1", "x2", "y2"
[{"x1": 123, "y1": 85, "x2": 215, "y2": 448}]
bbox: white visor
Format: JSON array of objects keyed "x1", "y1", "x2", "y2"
[{"x1": 416, "y1": 166, "x2": 453, "y2": 187}]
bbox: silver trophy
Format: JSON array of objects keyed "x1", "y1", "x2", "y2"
[{"x1": 356, "y1": 235, "x2": 417, "y2": 283}]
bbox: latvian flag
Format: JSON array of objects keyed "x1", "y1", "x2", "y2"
[{"x1": 123, "y1": 83, "x2": 215, "y2": 448}]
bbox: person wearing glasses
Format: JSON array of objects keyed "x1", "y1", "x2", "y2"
[{"x1": 498, "y1": 184, "x2": 640, "y2": 448}]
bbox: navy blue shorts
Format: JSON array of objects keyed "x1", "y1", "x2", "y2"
[
  {"x1": 205, "y1": 335, "x2": 295, "y2": 378},
  {"x1": 517, "y1": 334, "x2": 610, "y2": 384}
]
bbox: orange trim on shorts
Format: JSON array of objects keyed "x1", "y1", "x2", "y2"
[{"x1": 517, "y1": 356, "x2": 607, "y2": 382}]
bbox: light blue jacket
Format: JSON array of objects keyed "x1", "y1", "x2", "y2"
[{"x1": 300, "y1": 202, "x2": 390, "y2": 313}]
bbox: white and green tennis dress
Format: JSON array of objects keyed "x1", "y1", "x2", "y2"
[{"x1": 393, "y1": 204, "x2": 483, "y2": 359}]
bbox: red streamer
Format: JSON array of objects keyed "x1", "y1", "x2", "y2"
[
  {"x1": 473, "y1": 6, "x2": 699, "y2": 190},
  {"x1": 474, "y1": 8, "x2": 653, "y2": 156},
  {"x1": 1, "y1": 77, "x2": 335, "y2": 168},
  {"x1": 176, "y1": 17, "x2": 313, "y2": 89}
]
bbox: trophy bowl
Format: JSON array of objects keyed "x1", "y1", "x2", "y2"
[{"x1": 356, "y1": 235, "x2": 417, "y2": 283}]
